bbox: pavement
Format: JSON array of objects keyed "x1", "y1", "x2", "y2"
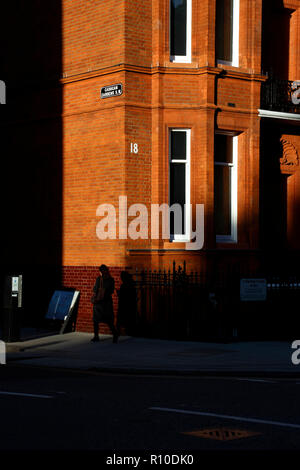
[{"x1": 3, "y1": 328, "x2": 300, "y2": 377}]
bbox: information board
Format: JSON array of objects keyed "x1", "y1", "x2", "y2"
[
  {"x1": 240, "y1": 279, "x2": 267, "y2": 302},
  {"x1": 45, "y1": 290, "x2": 79, "y2": 321}
]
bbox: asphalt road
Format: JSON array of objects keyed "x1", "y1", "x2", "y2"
[{"x1": 0, "y1": 364, "x2": 299, "y2": 463}]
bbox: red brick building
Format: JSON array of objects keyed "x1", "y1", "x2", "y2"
[{"x1": 1, "y1": 0, "x2": 300, "y2": 334}]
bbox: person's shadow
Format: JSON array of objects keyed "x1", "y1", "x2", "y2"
[{"x1": 116, "y1": 271, "x2": 137, "y2": 336}]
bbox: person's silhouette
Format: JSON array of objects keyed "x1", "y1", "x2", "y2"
[{"x1": 91, "y1": 264, "x2": 118, "y2": 343}]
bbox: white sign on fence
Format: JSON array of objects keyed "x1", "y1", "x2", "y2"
[{"x1": 240, "y1": 278, "x2": 267, "y2": 302}]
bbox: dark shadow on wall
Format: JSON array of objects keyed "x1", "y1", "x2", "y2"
[
  {"x1": 261, "y1": 0, "x2": 292, "y2": 80},
  {"x1": 260, "y1": 123, "x2": 286, "y2": 253},
  {"x1": 260, "y1": 119, "x2": 300, "y2": 275},
  {"x1": 0, "y1": 0, "x2": 63, "y2": 327}
]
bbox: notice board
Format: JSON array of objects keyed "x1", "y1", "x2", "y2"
[
  {"x1": 45, "y1": 290, "x2": 80, "y2": 321},
  {"x1": 240, "y1": 279, "x2": 267, "y2": 302}
]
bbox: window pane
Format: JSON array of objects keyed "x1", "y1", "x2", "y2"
[
  {"x1": 216, "y1": 0, "x2": 233, "y2": 62},
  {"x1": 215, "y1": 134, "x2": 233, "y2": 164},
  {"x1": 214, "y1": 165, "x2": 231, "y2": 236},
  {"x1": 171, "y1": 0, "x2": 187, "y2": 56},
  {"x1": 171, "y1": 131, "x2": 186, "y2": 160},
  {"x1": 170, "y1": 163, "x2": 185, "y2": 234}
]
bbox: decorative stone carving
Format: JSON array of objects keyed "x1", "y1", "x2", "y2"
[
  {"x1": 279, "y1": 138, "x2": 299, "y2": 170},
  {"x1": 282, "y1": 0, "x2": 299, "y2": 11}
]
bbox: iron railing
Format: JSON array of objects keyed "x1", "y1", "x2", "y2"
[
  {"x1": 261, "y1": 77, "x2": 300, "y2": 114},
  {"x1": 132, "y1": 262, "x2": 300, "y2": 342}
]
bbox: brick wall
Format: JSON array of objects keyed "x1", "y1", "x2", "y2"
[
  {"x1": 62, "y1": 0, "x2": 125, "y2": 77},
  {"x1": 45, "y1": 0, "x2": 300, "y2": 299},
  {"x1": 2, "y1": 0, "x2": 300, "y2": 333},
  {"x1": 62, "y1": 265, "x2": 123, "y2": 333},
  {"x1": 62, "y1": 74, "x2": 127, "y2": 268}
]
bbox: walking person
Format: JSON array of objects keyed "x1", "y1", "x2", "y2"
[{"x1": 91, "y1": 264, "x2": 118, "y2": 343}]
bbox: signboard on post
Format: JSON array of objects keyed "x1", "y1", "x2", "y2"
[
  {"x1": 100, "y1": 84, "x2": 123, "y2": 99},
  {"x1": 46, "y1": 291, "x2": 71, "y2": 320},
  {"x1": 45, "y1": 290, "x2": 80, "y2": 333},
  {"x1": 240, "y1": 279, "x2": 267, "y2": 302}
]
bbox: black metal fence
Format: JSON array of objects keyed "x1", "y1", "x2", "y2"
[
  {"x1": 261, "y1": 77, "x2": 300, "y2": 114},
  {"x1": 132, "y1": 263, "x2": 300, "y2": 342}
]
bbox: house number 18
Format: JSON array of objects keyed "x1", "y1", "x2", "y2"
[{"x1": 130, "y1": 143, "x2": 139, "y2": 154}]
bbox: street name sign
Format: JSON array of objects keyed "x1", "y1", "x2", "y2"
[{"x1": 101, "y1": 84, "x2": 123, "y2": 99}]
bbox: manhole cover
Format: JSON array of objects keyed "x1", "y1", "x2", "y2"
[{"x1": 183, "y1": 428, "x2": 261, "y2": 441}]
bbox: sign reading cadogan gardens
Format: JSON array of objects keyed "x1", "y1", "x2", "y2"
[{"x1": 101, "y1": 84, "x2": 123, "y2": 99}]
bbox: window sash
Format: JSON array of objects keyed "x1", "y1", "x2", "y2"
[
  {"x1": 169, "y1": 129, "x2": 191, "y2": 240},
  {"x1": 215, "y1": 134, "x2": 238, "y2": 243},
  {"x1": 216, "y1": 0, "x2": 239, "y2": 67},
  {"x1": 215, "y1": 164, "x2": 232, "y2": 236},
  {"x1": 170, "y1": 0, "x2": 192, "y2": 63}
]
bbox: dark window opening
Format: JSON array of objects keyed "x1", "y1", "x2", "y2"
[
  {"x1": 171, "y1": 0, "x2": 187, "y2": 57},
  {"x1": 216, "y1": 0, "x2": 233, "y2": 63}
]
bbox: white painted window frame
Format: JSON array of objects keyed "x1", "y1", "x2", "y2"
[
  {"x1": 170, "y1": 0, "x2": 192, "y2": 64},
  {"x1": 169, "y1": 128, "x2": 191, "y2": 242},
  {"x1": 217, "y1": 0, "x2": 239, "y2": 67},
  {"x1": 215, "y1": 132, "x2": 238, "y2": 243}
]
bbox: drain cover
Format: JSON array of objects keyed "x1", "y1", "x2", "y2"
[{"x1": 183, "y1": 428, "x2": 261, "y2": 441}]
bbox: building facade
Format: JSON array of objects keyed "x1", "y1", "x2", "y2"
[{"x1": 1, "y1": 0, "x2": 300, "y2": 333}]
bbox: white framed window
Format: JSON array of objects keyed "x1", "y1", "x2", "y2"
[
  {"x1": 216, "y1": 0, "x2": 239, "y2": 67},
  {"x1": 169, "y1": 129, "x2": 191, "y2": 241},
  {"x1": 170, "y1": 0, "x2": 192, "y2": 63},
  {"x1": 214, "y1": 132, "x2": 238, "y2": 243}
]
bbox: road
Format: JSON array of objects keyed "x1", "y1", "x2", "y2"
[{"x1": 0, "y1": 364, "x2": 299, "y2": 462}]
